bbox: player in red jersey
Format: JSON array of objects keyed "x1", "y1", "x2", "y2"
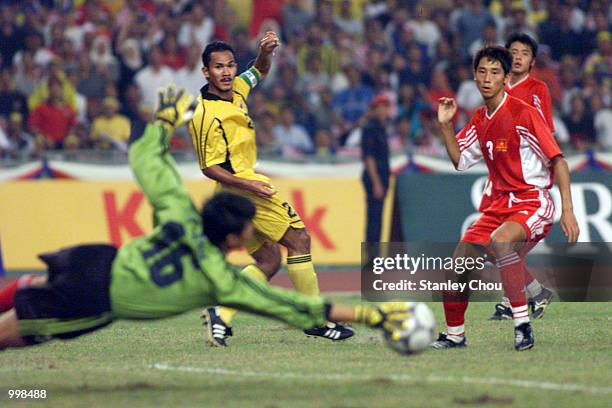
[
  {"x1": 432, "y1": 46, "x2": 579, "y2": 351},
  {"x1": 483, "y1": 33, "x2": 557, "y2": 321}
]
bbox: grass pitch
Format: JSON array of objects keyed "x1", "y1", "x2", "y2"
[{"x1": 1, "y1": 297, "x2": 610, "y2": 407}]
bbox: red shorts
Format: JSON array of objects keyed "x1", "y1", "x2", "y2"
[{"x1": 462, "y1": 189, "x2": 555, "y2": 246}]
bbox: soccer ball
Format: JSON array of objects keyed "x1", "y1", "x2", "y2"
[{"x1": 384, "y1": 302, "x2": 436, "y2": 355}]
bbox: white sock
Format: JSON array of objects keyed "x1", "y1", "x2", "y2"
[
  {"x1": 447, "y1": 325, "x2": 465, "y2": 342},
  {"x1": 511, "y1": 304, "x2": 530, "y2": 326},
  {"x1": 525, "y1": 279, "x2": 543, "y2": 298}
]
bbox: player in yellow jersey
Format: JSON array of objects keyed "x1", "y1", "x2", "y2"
[{"x1": 189, "y1": 33, "x2": 354, "y2": 346}]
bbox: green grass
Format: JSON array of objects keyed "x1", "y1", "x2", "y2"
[{"x1": 1, "y1": 298, "x2": 610, "y2": 407}]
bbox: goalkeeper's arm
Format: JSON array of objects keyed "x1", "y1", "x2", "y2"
[{"x1": 128, "y1": 86, "x2": 197, "y2": 224}]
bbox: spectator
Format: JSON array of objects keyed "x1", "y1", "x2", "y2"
[
  {"x1": 314, "y1": 128, "x2": 336, "y2": 158},
  {"x1": 117, "y1": 38, "x2": 144, "y2": 90},
  {"x1": 592, "y1": 93, "x2": 612, "y2": 149},
  {"x1": 28, "y1": 58, "x2": 78, "y2": 113},
  {"x1": 405, "y1": 2, "x2": 441, "y2": 58},
  {"x1": 282, "y1": 0, "x2": 311, "y2": 40},
  {"x1": 89, "y1": 35, "x2": 119, "y2": 81},
  {"x1": 563, "y1": 94, "x2": 595, "y2": 149},
  {"x1": 13, "y1": 51, "x2": 43, "y2": 97},
  {"x1": 178, "y1": 3, "x2": 214, "y2": 49},
  {"x1": 335, "y1": 0, "x2": 363, "y2": 37},
  {"x1": 160, "y1": 35, "x2": 185, "y2": 70},
  {"x1": 469, "y1": 21, "x2": 502, "y2": 58},
  {"x1": 232, "y1": 29, "x2": 257, "y2": 73},
  {"x1": 0, "y1": 113, "x2": 36, "y2": 159},
  {"x1": 539, "y1": 4, "x2": 585, "y2": 60},
  {"x1": 396, "y1": 83, "x2": 429, "y2": 144},
  {"x1": 0, "y1": 68, "x2": 28, "y2": 122},
  {"x1": 12, "y1": 30, "x2": 54, "y2": 68},
  {"x1": 454, "y1": 0, "x2": 495, "y2": 58},
  {"x1": 456, "y1": 64, "x2": 483, "y2": 121},
  {"x1": 29, "y1": 79, "x2": 76, "y2": 150},
  {"x1": 134, "y1": 46, "x2": 175, "y2": 111},
  {"x1": 176, "y1": 46, "x2": 206, "y2": 98},
  {"x1": 296, "y1": 24, "x2": 338, "y2": 76},
  {"x1": 255, "y1": 111, "x2": 280, "y2": 154},
  {"x1": 298, "y1": 51, "x2": 331, "y2": 104},
  {"x1": 584, "y1": 31, "x2": 612, "y2": 82},
  {"x1": 332, "y1": 65, "x2": 374, "y2": 128},
  {"x1": 90, "y1": 97, "x2": 131, "y2": 151},
  {"x1": 272, "y1": 108, "x2": 313, "y2": 155},
  {"x1": 0, "y1": 7, "x2": 25, "y2": 68}
]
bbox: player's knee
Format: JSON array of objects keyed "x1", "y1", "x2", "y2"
[
  {"x1": 488, "y1": 233, "x2": 514, "y2": 257},
  {"x1": 253, "y1": 243, "x2": 281, "y2": 278},
  {"x1": 289, "y1": 228, "x2": 311, "y2": 253}
]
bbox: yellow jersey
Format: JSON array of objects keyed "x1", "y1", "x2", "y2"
[{"x1": 189, "y1": 67, "x2": 262, "y2": 177}]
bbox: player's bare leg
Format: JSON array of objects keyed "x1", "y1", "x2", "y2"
[
  {"x1": 204, "y1": 242, "x2": 282, "y2": 347},
  {"x1": 489, "y1": 221, "x2": 534, "y2": 350},
  {"x1": 280, "y1": 227, "x2": 354, "y2": 341},
  {"x1": 0, "y1": 310, "x2": 28, "y2": 350}
]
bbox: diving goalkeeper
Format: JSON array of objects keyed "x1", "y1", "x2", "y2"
[{"x1": 0, "y1": 86, "x2": 407, "y2": 350}]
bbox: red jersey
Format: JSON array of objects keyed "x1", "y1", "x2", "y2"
[
  {"x1": 506, "y1": 74, "x2": 554, "y2": 132},
  {"x1": 456, "y1": 93, "x2": 562, "y2": 193}
]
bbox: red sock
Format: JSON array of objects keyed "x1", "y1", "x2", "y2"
[
  {"x1": 442, "y1": 291, "x2": 469, "y2": 330},
  {"x1": 523, "y1": 265, "x2": 535, "y2": 286},
  {"x1": 496, "y1": 252, "x2": 529, "y2": 325},
  {"x1": 0, "y1": 275, "x2": 34, "y2": 312}
]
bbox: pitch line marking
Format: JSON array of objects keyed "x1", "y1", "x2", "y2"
[{"x1": 151, "y1": 363, "x2": 612, "y2": 395}]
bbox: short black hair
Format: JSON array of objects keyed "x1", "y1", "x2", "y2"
[
  {"x1": 201, "y1": 192, "x2": 255, "y2": 247},
  {"x1": 473, "y1": 46, "x2": 512, "y2": 75},
  {"x1": 505, "y1": 32, "x2": 538, "y2": 57},
  {"x1": 201, "y1": 41, "x2": 235, "y2": 68}
]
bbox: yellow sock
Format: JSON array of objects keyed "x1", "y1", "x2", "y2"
[
  {"x1": 287, "y1": 254, "x2": 320, "y2": 297},
  {"x1": 218, "y1": 264, "x2": 268, "y2": 325}
]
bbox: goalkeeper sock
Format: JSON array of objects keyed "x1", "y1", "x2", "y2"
[
  {"x1": 218, "y1": 265, "x2": 267, "y2": 325},
  {"x1": 0, "y1": 274, "x2": 34, "y2": 312},
  {"x1": 287, "y1": 254, "x2": 319, "y2": 297}
]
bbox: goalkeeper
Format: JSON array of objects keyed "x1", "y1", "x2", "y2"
[{"x1": 0, "y1": 86, "x2": 408, "y2": 350}]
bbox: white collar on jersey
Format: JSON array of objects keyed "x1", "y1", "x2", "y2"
[
  {"x1": 486, "y1": 92, "x2": 508, "y2": 120},
  {"x1": 507, "y1": 74, "x2": 530, "y2": 90}
]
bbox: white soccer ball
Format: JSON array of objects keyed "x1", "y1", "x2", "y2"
[{"x1": 384, "y1": 302, "x2": 436, "y2": 355}]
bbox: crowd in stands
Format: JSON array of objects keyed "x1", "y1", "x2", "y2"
[{"x1": 0, "y1": 0, "x2": 610, "y2": 161}]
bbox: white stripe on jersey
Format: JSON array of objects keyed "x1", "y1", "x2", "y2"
[
  {"x1": 516, "y1": 126, "x2": 553, "y2": 189},
  {"x1": 532, "y1": 95, "x2": 545, "y2": 120},
  {"x1": 525, "y1": 190, "x2": 555, "y2": 239}
]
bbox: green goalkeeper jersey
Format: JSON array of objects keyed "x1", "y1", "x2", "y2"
[{"x1": 109, "y1": 124, "x2": 327, "y2": 329}]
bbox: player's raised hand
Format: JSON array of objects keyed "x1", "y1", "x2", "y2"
[
  {"x1": 259, "y1": 31, "x2": 280, "y2": 55},
  {"x1": 246, "y1": 180, "x2": 276, "y2": 198},
  {"x1": 437, "y1": 97, "x2": 457, "y2": 125},
  {"x1": 560, "y1": 211, "x2": 580, "y2": 243},
  {"x1": 155, "y1": 85, "x2": 196, "y2": 131}
]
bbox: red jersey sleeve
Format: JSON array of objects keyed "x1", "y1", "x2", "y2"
[
  {"x1": 518, "y1": 107, "x2": 562, "y2": 166},
  {"x1": 534, "y1": 82, "x2": 554, "y2": 132},
  {"x1": 455, "y1": 116, "x2": 482, "y2": 171}
]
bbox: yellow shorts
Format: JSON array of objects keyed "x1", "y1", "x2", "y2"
[{"x1": 215, "y1": 172, "x2": 305, "y2": 253}]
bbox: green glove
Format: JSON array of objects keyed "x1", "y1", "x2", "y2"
[{"x1": 154, "y1": 85, "x2": 196, "y2": 132}]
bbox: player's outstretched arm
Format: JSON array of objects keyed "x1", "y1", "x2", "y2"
[
  {"x1": 129, "y1": 86, "x2": 197, "y2": 222},
  {"x1": 205, "y1": 258, "x2": 408, "y2": 339},
  {"x1": 551, "y1": 156, "x2": 580, "y2": 242},
  {"x1": 437, "y1": 97, "x2": 461, "y2": 168},
  {"x1": 253, "y1": 31, "x2": 280, "y2": 77}
]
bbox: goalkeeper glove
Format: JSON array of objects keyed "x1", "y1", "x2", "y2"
[
  {"x1": 355, "y1": 302, "x2": 411, "y2": 341},
  {"x1": 154, "y1": 85, "x2": 196, "y2": 132}
]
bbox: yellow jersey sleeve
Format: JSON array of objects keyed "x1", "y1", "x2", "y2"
[
  {"x1": 233, "y1": 66, "x2": 262, "y2": 101},
  {"x1": 189, "y1": 101, "x2": 227, "y2": 170}
]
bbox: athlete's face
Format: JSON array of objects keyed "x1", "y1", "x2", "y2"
[
  {"x1": 509, "y1": 41, "x2": 534, "y2": 75},
  {"x1": 203, "y1": 51, "x2": 237, "y2": 93},
  {"x1": 474, "y1": 58, "x2": 508, "y2": 100}
]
